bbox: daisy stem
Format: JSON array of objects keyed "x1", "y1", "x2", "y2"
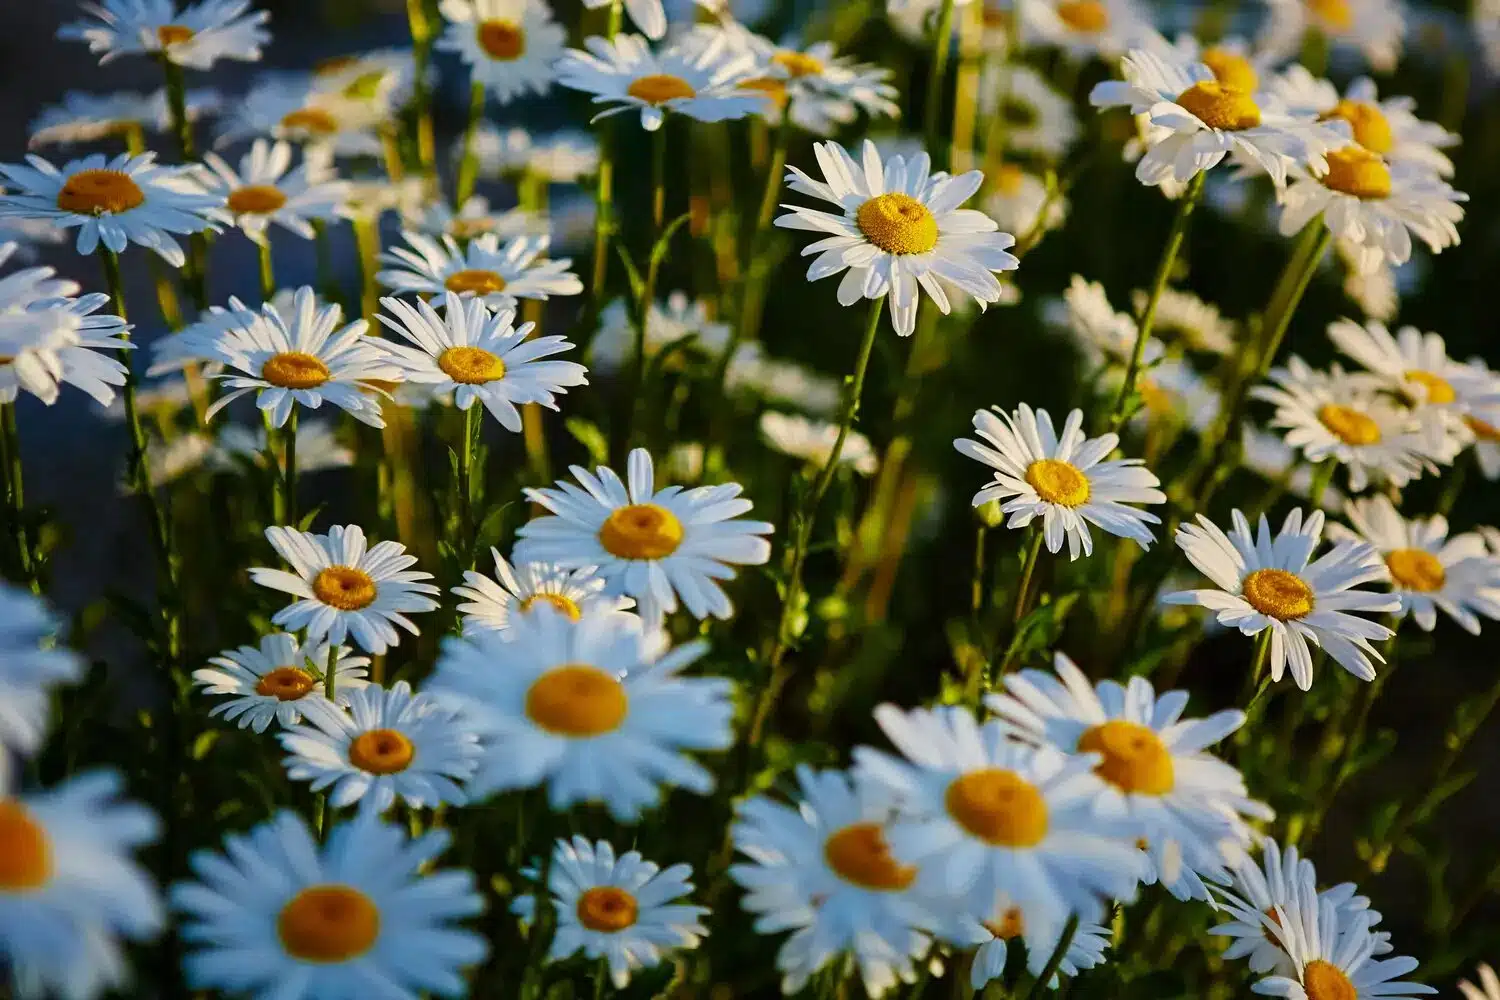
[
  {"x1": 282, "y1": 408, "x2": 299, "y2": 526},
  {"x1": 1306, "y1": 457, "x2": 1336, "y2": 508},
  {"x1": 753, "y1": 115, "x2": 794, "y2": 236},
  {"x1": 311, "y1": 219, "x2": 344, "y2": 312},
  {"x1": 455, "y1": 81, "x2": 486, "y2": 209},
  {"x1": 457, "y1": 403, "x2": 480, "y2": 565},
  {"x1": 407, "y1": 0, "x2": 438, "y2": 192},
  {"x1": 922, "y1": 0, "x2": 957, "y2": 170},
  {"x1": 1021, "y1": 915, "x2": 1079, "y2": 1000},
  {"x1": 258, "y1": 238, "x2": 275, "y2": 303},
  {"x1": 519, "y1": 172, "x2": 553, "y2": 485},
  {"x1": 0, "y1": 403, "x2": 38, "y2": 593},
  {"x1": 1107, "y1": 171, "x2": 1205, "y2": 433},
  {"x1": 651, "y1": 120, "x2": 668, "y2": 232},
  {"x1": 1243, "y1": 629, "x2": 1273, "y2": 710},
  {"x1": 751, "y1": 296, "x2": 885, "y2": 748},
  {"x1": 160, "y1": 58, "x2": 196, "y2": 161},
  {"x1": 322, "y1": 642, "x2": 336, "y2": 707},
  {"x1": 1011, "y1": 524, "x2": 1045, "y2": 625},
  {"x1": 589, "y1": 127, "x2": 616, "y2": 318}
]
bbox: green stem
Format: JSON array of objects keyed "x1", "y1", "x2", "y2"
[
  {"x1": 1011, "y1": 525, "x2": 1045, "y2": 624},
  {"x1": 588, "y1": 127, "x2": 616, "y2": 321},
  {"x1": 322, "y1": 643, "x2": 336, "y2": 705},
  {"x1": 754, "y1": 114, "x2": 793, "y2": 235},
  {"x1": 258, "y1": 238, "x2": 275, "y2": 302},
  {"x1": 161, "y1": 58, "x2": 196, "y2": 160},
  {"x1": 1108, "y1": 172, "x2": 1204, "y2": 432},
  {"x1": 407, "y1": 0, "x2": 437, "y2": 189},
  {"x1": 923, "y1": 0, "x2": 957, "y2": 169},
  {"x1": 282, "y1": 408, "x2": 298, "y2": 526},
  {"x1": 963, "y1": 523, "x2": 990, "y2": 703},
  {"x1": 749, "y1": 296, "x2": 885, "y2": 747},
  {"x1": 1306, "y1": 458, "x2": 1336, "y2": 509},
  {"x1": 455, "y1": 80, "x2": 486, "y2": 208},
  {"x1": 650, "y1": 120, "x2": 668, "y2": 232},
  {"x1": 1, "y1": 404, "x2": 38, "y2": 592},
  {"x1": 457, "y1": 404, "x2": 480, "y2": 566},
  {"x1": 1022, "y1": 916, "x2": 1079, "y2": 1000}
]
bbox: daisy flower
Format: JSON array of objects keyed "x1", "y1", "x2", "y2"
[
  {"x1": 1046, "y1": 274, "x2": 1160, "y2": 369},
  {"x1": 1461, "y1": 965, "x2": 1500, "y2": 1000},
  {"x1": 198, "y1": 139, "x2": 349, "y2": 245},
  {"x1": 987, "y1": 654, "x2": 1272, "y2": 901},
  {"x1": 729, "y1": 766, "x2": 939, "y2": 997},
  {"x1": 217, "y1": 74, "x2": 386, "y2": 160},
  {"x1": 203, "y1": 286, "x2": 400, "y2": 429},
  {"x1": 712, "y1": 27, "x2": 900, "y2": 135},
  {"x1": 29, "y1": 88, "x2": 221, "y2": 148},
  {"x1": 590, "y1": 291, "x2": 730, "y2": 374},
  {"x1": 775, "y1": 139, "x2": 1020, "y2": 337},
  {"x1": 948, "y1": 901, "x2": 1111, "y2": 990},
  {"x1": 979, "y1": 64, "x2": 1079, "y2": 159},
  {"x1": 1158, "y1": 33, "x2": 1276, "y2": 94},
  {"x1": 514, "y1": 448, "x2": 774, "y2": 622},
  {"x1": 1258, "y1": 0, "x2": 1405, "y2": 73},
  {"x1": 853, "y1": 705, "x2": 1145, "y2": 932},
  {"x1": 1164, "y1": 508, "x2": 1399, "y2": 689},
  {"x1": 437, "y1": 0, "x2": 566, "y2": 103},
  {"x1": 310, "y1": 48, "x2": 417, "y2": 109},
  {"x1": 0, "y1": 295, "x2": 132, "y2": 407},
  {"x1": 760, "y1": 410, "x2": 878, "y2": 474},
  {"x1": 406, "y1": 194, "x2": 545, "y2": 244},
  {"x1": 1252, "y1": 891, "x2": 1433, "y2": 1000},
  {"x1": 192, "y1": 633, "x2": 370, "y2": 734},
  {"x1": 210, "y1": 419, "x2": 355, "y2": 476},
  {"x1": 726, "y1": 341, "x2": 842, "y2": 415},
  {"x1": 376, "y1": 292, "x2": 587, "y2": 431},
  {"x1": 1089, "y1": 48, "x2": 1342, "y2": 188},
  {"x1": 516, "y1": 837, "x2": 708, "y2": 988},
  {"x1": 425, "y1": 606, "x2": 733, "y2": 820},
  {"x1": 955, "y1": 404, "x2": 1166, "y2": 559},
  {"x1": 451, "y1": 547, "x2": 631, "y2": 637},
  {"x1": 1131, "y1": 285, "x2": 1237, "y2": 356},
  {"x1": 1017, "y1": 0, "x2": 1157, "y2": 59},
  {"x1": 472, "y1": 126, "x2": 600, "y2": 182},
  {"x1": 250, "y1": 523, "x2": 441, "y2": 655},
  {"x1": 0, "y1": 585, "x2": 82, "y2": 762},
  {"x1": 1334, "y1": 495, "x2": 1500, "y2": 634},
  {"x1": 555, "y1": 33, "x2": 765, "y2": 132},
  {"x1": 279, "y1": 681, "x2": 479, "y2": 811},
  {"x1": 0, "y1": 771, "x2": 161, "y2": 1000},
  {"x1": 0, "y1": 152, "x2": 224, "y2": 266},
  {"x1": 1252, "y1": 357, "x2": 1444, "y2": 491},
  {"x1": 145, "y1": 295, "x2": 258, "y2": 376},
  {"x1": 983, "y1": 164, "x2": 1068, "y2": 240},
  {"x1": 377, "y1": 231, "x2": 582, "y2": 310},
  {"x1": 173, "y1": 809, "x2": 486, "y2": 1000},
  {"x1": 59, "y1": 0, "x2": 270, "y2": 69}
]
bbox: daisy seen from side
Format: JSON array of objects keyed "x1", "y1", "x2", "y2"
[
  {"x1": 760, "y1": 410, "x2": 879, "y2": 474},
  {"x1": 377, "y1": 231, "x2": 582, "y2": 310},
  {"x1": 451, "y1": 547, "x2": 631, "y2": 638},
  {"x1": 1131, "y1": 285, "x2": 1238, "y2": 356},
  {"x1": 437, "y1": 0, "x2": 567, "y2": 103},
  {"x1": 198, "y1": 139, "x2": 349, "y2": 245},
  {"x1": 979, "y1": 64, "x2": 1079, "y2": 159},
  {"x1": 471, "y1": 126, "x2": 600, "y2": 182},
  {"x1": 216, "y1": 74, "x2": 386, "y2": 160},
  {"x1": 710, "y1": 27, "x2": 900, "y2": 135},
  {"x1": 59, "y1": 0, "x2": 270, "y2": 69},
  {"x1": 0, "y1": 294, "x2": 132, "y2": 408},
  {"x1": 192, "y1": 632, "x2": 371, "y2": 734},
  {"x1": 1046, "y1": 273, "x2": 1160, "y2": 369},
  {"x1": 1257, "y1": 0, "x2": 1405, "y2": 73},
  {"x1": 947, "y1": 900, "x2": 1111, "y2": 991},
  {"x1": 1017, "y1": 0, "x2": 1157, "y2": 59},
  {"x1": 29, "y1": 88, "x2": 220, "y2": 148}
]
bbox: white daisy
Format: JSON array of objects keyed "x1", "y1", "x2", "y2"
[
  {"x1": 0, "y1": 295, "x2": 132, "y2": 408},
  {"x1": 1258, "y1": 0, "x2": 1405, "y2": 73},
  {"x1": 1252, "y1": 357, "x2": 1444, "y2": 491},
  {"x1": 192, "y1": 633, "x2": 370, "y2": 734},
  {"x1": 1461, "y1": 965, "x2": 1500, "y2": 1000},
  {"x1": 725, "y1": 341, "x2": 842, "y2": 415},
  {"x1": 1277, "y1": 145, "x2": 1467, "y2": 275},
  {"x1": 452, "y1": 547, "x2": 631, "y2": 637},
  {"x1": 1338, "y1": 240, "x2": 1400, "y2": 322},
  {"x1": 776, "y1": 139, "x2": 1020, "y2": 337},
  {"x1": 279, "y1": 681, "x2": 479, "y2": 811},
  {"x1": 1089, "y1": 48, "x2": 1343, "y2": 188},
  {"x1": 555, "y1": 32, "x2": 765, "y2": 132},
  {"x1": 310, "y1": 48, "x2": 417, "y2": 110},
  {"x1": 955, "y1": 404, "x2": 1166, "y2": 559},
  {"x1": 29, "y1": 88, "x2": 221, "y2": 148},
  {"x1": 377, "y1": 231, "x2": 582, "y2": 310},
  {"x1": 517, "y1": 837, "x2": 708, "y2": 988},
  {"x1": 250, "y1": 523, "x2": 441, "y2": 655},
  {"x1": 582, "y1": 0, "x2": 668, "y2": 39},
  {"x1": 853, "y1": 705, "x2": 1146, "y2": 932},
  {"x1": 376, "y1": 292, "x2": 587, "y2": 431},
  {"x1": 210, "y1": 419, "x2": 355, "y2": 476},
  {"x1": 1131, "y1": 285, "x2": 1237, "y2": 356},
  {"x1": 0, "y1": 152, "x2": 224, "y2": 266},
  {"x1": 948, "y1": 900, "x2": 1111, "y2": 990},
  {"x1": 987, "y1": 653, "x2": 1272, "y2": 901},
  {"x1": 979, "y1": 63, "x2": 1079, "y2": 159},
  {"x1": 1333, "y1": 495, "x2": 1500, "y2": 634},
  {"x1": 59, "y1": 0, "x2": 270, "y2": 69},
  {"x1": 983, "y1": 164, "x2": 1068, "y2": 240},
  {"x1": 761, "y1": 410, "x2": 878, "y2": 474},
  {"x1": 216, "y1": 74, "x2": 386, "y2": 160},
  {"x1": 146, "y1": 295, "x2": 257, "y2": 376},
  {"x1": 1045, "y1": 273, "x2": 1160, "y2": 369},
  {"x1": 0, "y1": 771, "x2": 161, "y2": 1000},
  {"x1": 729, "y1": 766, "x2": 939, "y2": 997},
  {"x1": 0, "y1": 585, "x2": 82, "y2": 761},
  {"x1": 406, "y1": 194, "x2": 546, "y2": 244},
  {"x1": 514, "y1": 448, "x2": 774, "y2": 622},
  {"x1": 425, "y1": 606, "x2": 733, "y2": 820},
  {"x1": 437, "y1": 0, "x2": 566, "y2": 103},
  {"x1": 203, "y1": 286, "x2": 400, "y2": 429},
  {"x1": 471, "y1": 126, "x2": 600, "y2": 182},
  {"x1": 198, "y1": 139, "x2": 349, "y2": 245},
  {"x1": 1017, "y1": 0, "x2": 1157, "y2": 59},
  {"x1": 173, "y1": 809, "x2": 486, "y2": 1000},
  {"x1": 1164, "y1": 508, "x2": 1400, "y2": 689},
  {"x1": 1252, "y1": 891, "x2": 1433, "y2": 1000},
  {"x1": 1156, "y1": 33, "x2": 1277, "y2": 95},
  {"x1": 590, "y1": 291, "x2": 731, "y2": 374}
]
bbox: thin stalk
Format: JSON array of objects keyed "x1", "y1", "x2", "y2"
[
  {"x1": 753, "y1": 115, "x2": 794, "y2": 235},
  {"x1": 160, "y1": 58, "x2": 196, "y2": 160},
  {"x1": 1306, "y1": 458, "x2": 1336, "y2": 509},
  {"x1": 457, "y1": 404, "x2": 480, "y2": 566},
  {"x1": 281, "y1": 408, "x2": 299, "y2": 526},
  {"x1": 257, "y1": 238, "x2": 275, "y2": 302},
  {"x1": 650, "y1": 120, "x2": 668, "y2": 231},
  {"x1": 583, "y1": 0, "x2": 624, "y2": 330},
  {"x1": 749, "y1": 296, "x2": 885, "y2": 748},
  {"x1": 455, "y1": 80, "x2": 486, "y2": 208},
  {"x1": 406, "y1": 0, "x2": 438, "y2": 191},
  {"x1": 1107, "y1": 171, "x2": 1204, "y2": 432},
  {"x1": 1011, "y1": 525, "x2": 1045, "y2": 624},
  {"x1": 322, "y1": 643, "x2": 337, "y2": 706},
  {"x1": 518, "y1": 172, "x2": 552, "y2": 485},
  {"x1": 1, "y1": 404, "x2": 38, "y2": 591},
  {"x1": 963, "y1": 523, "x2": 990, "y2": 704},
  {"x1": 923, "y1": 0, "x2": 957, "y2": 169},
  {"x1": 1022, "y1": 916, "x2": 1079, "y2": 1000}
]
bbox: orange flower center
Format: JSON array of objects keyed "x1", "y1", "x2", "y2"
[
  {"x1": 281, "y1": 108, "x2": 340, "y2": 135},
  {"x1": 228, "y1": 185, "x2": 289, "y2": 215},
  {"x1": 598, "y1": 503, "x2": 684, "y2": 560},
  {"x1": 1201, "y1": 47, "x2": 1259, "y2": 93},
  {"x1": 1175, "y1": 81, "x2": 1262, "y2": 131},
  {"x1": 1306, "y1": 0, "x2": 1354, "y2": 31},
  {"x1": 255, "y1": 666, "x2": 317, "y2": 701},
  {"x1": 312, "y1": 565, "x2": 377, "y2": 611},
  {"x1": 1079, "y1": 721, "x2": 1175, "y2": 795},
  {"x1": 1025, "y1": 458, "x2": 1091, "y2": 507},
  {"x1": 1385, "y1": 548, "x2": 1446, "y2": 592},
  {"x1": 1320, "y1": 100, "x2": 1394, "y2": 154},
  {"x1": 347, "y1": 728, "x2": 415, "y2": 774},
  {"x1": 984, "y1": 906, "x2": 1025, "y2": 940},
  {"x1": 0, "y1": 800, "x2": 51, "y2": 891},
  {"x1": 277, "y1": 884, "x2": 381, "y2": 963},
  {"x1": 944, "y1": 768, "x2": 1050, "y2": 846},
  {"x1": 56, "y1": 169, "x2": 145, "y2": 215},
  {"x1": 576, "y1": 886, "x2": 640, "y2": 931},
  {"x1": 157, "y1": 24, "x2": 196, "y2": 46},
  {"x1": 627, "y1": 74, "x2": 697, "y2": 105},
  {"x1": 1404, "y1": 369, "x2": 1455, "y2": 404},
  {"x1": 477, "y1": 19, "x2": 526, "y2": 60},
  {"x1": 437, "y1": 346, "x2": 506, "y2": 384},
  {"x1": 525, "y1": 665, "x2": 628, "y2": 737},
  {"x1": 772, "y1": 50, "x2": 825, "y2": 77},
  {"x1": 261, "y1": 351, "x2": 332, "y2": 390},
  {"x1": 1240, "y1": 568, "x2": 1315, "y2": 621},
  {"x1": 823, "y1": 821, "x2": 916, "y2": 890},
  {"x1": 519, "y1": 593, "x2": 583, "y2": 620},
  {"x1": 1318, "y1": 402, "x2": 1382, "y2": 444},
  {"x1": 739, "y1": 77, "x2": 788, "y2": 107},
  {"x1": 444, "y1": 268, "x2": 508, "y2": 296},
  {"x1": 1304, "y1": 959, "x2": 1357, "y2": 1000},
  {"x1": 1321, "y1": 146, "x2": 1391, "y2": 199},
  {"x1": 1057, "y1": 0, "x2": 1108, "y2": 31},
  {"x1": 856, "y1": 193, "x2": 939, "y2": 255}
]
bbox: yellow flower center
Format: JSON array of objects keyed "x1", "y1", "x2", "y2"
[
  {"x1": 1321, "y1": 145, "x2": 1391, "y2": 200},
  {"x1": 1317, "y1": 402, "x2": 1382, "y2": 445},
  {"x1": 1306, "y1": 0, "x2": 1354, "y2": 31},
  {"x1": 1320, "y1": 99, "x2": 1394, "y2": 154},
  {"x1": 856, "y1": 193, "x2": 939, "y2": 255},
  {"x1": 261, "y1": 351, "x2": 332, "y2": 390},
  {"x1": 281, "y1": 108, "x2": 339, "y2": 135},
  {"x1": 0, "y1": 800, "x2": 51, "y2": 891},
  {"x1": 1175, "y1": 80, "x2": 1262, "y2": 131},
  {"x1": 157, "y1": 24, "x2": 196, "y2": 46},
  {"x1": 1057, "y1": 0, "x2": 1108, "y2": 31},
  {"x1": 1201, "y1": 47, "x2": 1259, "y2": 93},
  {"x1": 993, "y1": 163, "x2": 1027, "y2": 196},
  {"x1": 1078, "y1": 721, "x2": 1175, "y2": 795},
  {"x1": 525, "y1": 665, "x2": 628, "y2": 737},
  {"x1": 476, "y1": 19, "x2": 526, "y2": 59},
  {"x1": 227, "y1": 184, "x2": 289, "y2": 215},
  {"x1": 984, "y1": 906, "x2": 1025, "y2": 941},
  {"x1": 1404, "y1": 369, "x2": 1455, "y2": 404},
  {"x1": 1304, "y1": 959, "x2": 1358, "y2": 1000},
  {"x1": 1240, "y1": 567, "x2": 1315, "y2": 621},
  {"x1": 626, "y1": 73, "x2": 697, "y2": 105},
  {"x1": 823, "y1": 821, "x2": 917, "y2": 890},
  {"x1": 598, "y1": 503, "x2": 684, "y2": 560},
  {"x1": 1466, "y1": 415, "x2": 1500, "y2": 441},
  {"x1": 739, "y1": 77, "x2": 789, "y2": 107},
  {"x1": 576, "y1": 886, "x2": 639, "y2": 931},
  {"x1": 773, "y1": 50, "x2": 825, "y2": 77},
  {"x1": 277, "y1": 884, "x2": 381, "y2": 963},
  {"x1": 56, "y1": 169, "x2": 145, "y2": 215},
  {"x1": 312, "y1": 565, "x2": 377, "y2": 611},
  {"x1": 1024, "y1": 458, "x2": 1091, "y2": 507},
  {"x1": 444, "y1": 268, "x2": 508, "y2": 296},
  {"x1": 347, "y1": 728, "x2": 415, "y2": 774},
  {"x1": 1385, "y1": 548, "x2": 1445, "y2": 592},
  {"x1": 944, "y1": 768, "x2": 1049, "y2": 846},
  {"x1": 519, "y1": 593, "x2": 583, "y2": 620},
  {"x1": 437, "y1": 345, "x2": 507, "y2": 385},
  {"x1": 255, "y1": 666, "x2": 317, "y2": 701}
]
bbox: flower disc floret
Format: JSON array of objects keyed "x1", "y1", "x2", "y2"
[
  {"x1": 773, "y1": 50, "x2": 824, "y2": 77},
  {"x1": 1078, "y1": 721, "x2": 1174, "y2": 795},
  {"x1": 443, "y1": 268, "x2": 508, "y2": 295},
  {"x1": 1201, "y1": 48, "x2": 1258, "y2": 92},
  {"x1": 525, "y1": 665, "x2": 629, "y2": 737},
  {"x1": 1024, "y1": 458, "x2": 1090, "y2": 507},
  {"x1": 576, "y1": 886, "x2": 639, "y2": 931},
  {"x1": 627, "y1": 73, "x2": 697, "y2": 105},
  {"x1": 347, "y1": 728, "x2": 415, "y2": 774},
  {"x1": 823, "y1": 821, "x2": 917, "y2": 890},
  {"x1": 1057, "y1": 0, "x2": 1108, "y2": 30},
  {"x1": 277, "y1": 884, "x2": 381, "y2": 963},
  {"x1": 598, "y1": 503, "x2": 684, "y2": 559},
  {"x1": 520, "y1": 593, "x2": 583, "y2": 619},
  {"x1": 1303, "y1": 959, "x2": 1358, "y2": 1000},
  {"x1": 1320, "y1": 99, "x2": 1394, "y2": 154},
  {"x1": 1385, "y1": 549, "x2": 1446, "y2": 592},
  {"x1": 280, "y1": 108, "x2": 338, "y2": 134},
  {"x1": 0, "y1": 799, "x2": 51, "y2": 890},
  {"x1": 943, "y1": 769, "x2": 1049, "y2": 846},
  {"x1": 56, "y1": 169, "x2": 145, "y2": 214},
  {"x1": 1321, "y1": 146, "x2": 1392, "y2": 199},
  {"x1": 1241, "y1": 568, "x2": 1315, "y2": 620},
  {"x1": 227, "y1": 185, "x2": 289, "y2": 215},
  {"x1": 1404, "y1": 369, "x2": 1454, "y2": 403},
  {"x1": 855, "y1": 193, "x2": 939, "y2": 255},
  {"x1": 1175, "y1": 80, "x2": 1261, "y2": 131},
  {"x1": 312, "y1": 565, "x2": 378, "y2": 610},
  {"x1": 477, "y1": 20, "x2": 525, "y2": 60},
  {"x1": 157, "y1": 24, "x2": 196, "y2": 46},
  {"x1": 1317, "y1": 402, "x2": 1382, "y2": 444},
  {"x1": 261, "y1": 351, "x2": 332, "y2": 390},
  {"x1": 438, "y1": 345, "x2": 506, "y2": 384},
  {"x1": 255, "y1": 666, "x2": 317, "y2": 701}
]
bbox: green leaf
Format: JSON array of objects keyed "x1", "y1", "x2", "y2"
[
  {"x1": 191, "y1": 729, "x2": 220, "y2": 760},
  {"x1": 647, "y1": 212, "x2": 693, "y2": 274},
  {"x1": 476, "y1": 502, "x2": 512, "y2": 551},
  {"x1": 297, "y1": 504, "x2": 325, "y2": 531},
  {"x1": 615, "y1": 244, "x2": 643, "y2": 302},
  {"x1": 564, "y1": 417, "x2": 610, "y2": 466}
]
